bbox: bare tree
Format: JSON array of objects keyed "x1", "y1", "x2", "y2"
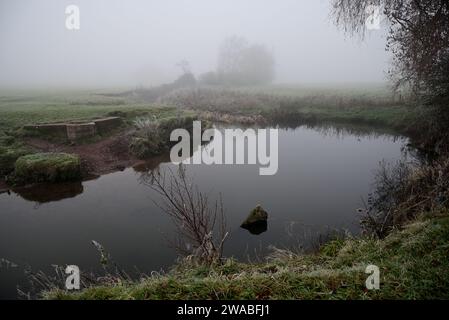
[
  {"x1": 176, "y1": 59, "x2": 191, "y2": 75},
  {"x1": 142, "y1": 164, "x2": 228, "y2": 264},
  {"x1": 216, "y1": 36, "x2": 275, "y2": 86},
  {"x1": 332, "y1": 0, "x2": 449, "y2": 106},
  {"x1": 217, "y1": 35, "x2": 249, "y2": 75}
]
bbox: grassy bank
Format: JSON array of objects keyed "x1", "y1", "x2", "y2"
[
  {"x1": 262, "y1": 104, "x2": 415, "y2": 130},
  {"x1": 0, "y1": 90, "x2": 189, "y2": 180},
  {"x1": 45, "y1": 211, "x2": 449, "y2": 299},
  {"x1": 160, "y1": 85, "x2": 421, "y2": 132}
]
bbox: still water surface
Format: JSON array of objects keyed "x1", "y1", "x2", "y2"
[{"x1": 0, "y1": 124, "x2": 410, "y2": 298}]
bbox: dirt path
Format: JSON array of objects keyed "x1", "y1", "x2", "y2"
[{"x1": 24, "y1": 131, "x2": 139, "y2": 178}]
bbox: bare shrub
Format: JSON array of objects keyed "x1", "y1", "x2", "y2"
[
  {"x1": 143, "y1": 164, "x2": 229, "y2": 265},
  {"x1": 130, "y1": 117, "x2": 163, "y2": 158},
  {"x1": 130, "y1": 116, "x2": 197, "y2": 158},
  {"x1": 360, "y1": 158, "x2": 449, "y2": 237},
  {"x1": 133, "y1": 116, "x2": 160, "y2": 140},
  {"x1": 360, "y1": 160, "x2": 413, "y2": 237}
]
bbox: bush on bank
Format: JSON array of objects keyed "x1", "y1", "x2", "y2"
[
  {"x1": 129, "y1": 115, "x2": 202, "y2": 159},
  {"x1": 14, "y1": 152, "x2": 81, "y2": 183},
  {"x1": 0, "y1": 145, "x2": 30, "y2": 176}
]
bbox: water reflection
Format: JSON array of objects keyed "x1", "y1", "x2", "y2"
[
  {"x1": 241, "y1": 220, "x2": 268, "y2": 235},
  {"x1": 12, "y1": 182, "x2": 84, "y2": 204},
  {"x1": 133, "y1": 153, "x2": 171, "y2": 173},
  {"x1": 7, "y1": 122, "x2": 417, "y2": 206},
  {"x1": 0, "y1": 123, "x2": 413, "y2": 299}
]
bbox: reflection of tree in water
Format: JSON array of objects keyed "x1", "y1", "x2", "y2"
[
  {"x1": 134, "y1": 134, "x2": 219, "y2": 259},
  {"x1": 276, "y1": 121, "x2": 424, "y2": 163},
  {"x1": 133, "y1": 153, "x2": 171, "y2": 174},
  {"x1": 279, "y1": 121, "x2": 402, "y2": 140},
  {"x1": 307, "y1": 123, "x2": 429, "y2": 163},
  {"x1": 140, "y1": 164, "x2": 228, "y2": 264}
]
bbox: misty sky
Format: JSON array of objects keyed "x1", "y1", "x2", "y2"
[{"x1": 0, "y1": 0, "x2": 390, "y2": 89}]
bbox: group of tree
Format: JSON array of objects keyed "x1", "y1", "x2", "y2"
[{"x1": 199, "y1": 36, "x2": 275, "y2": 86}]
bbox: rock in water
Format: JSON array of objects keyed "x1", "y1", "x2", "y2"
[{"x1": 241, "y1": 205, "x2": 268, "y2": 235}]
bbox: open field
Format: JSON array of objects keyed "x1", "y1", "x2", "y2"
[
  {"x1": 0, "y1": 91, "x2": 177, "y2": 133},
  {"x1": 0, "y1": 89, "x2": 190, "y2": 180},
  {"x1": 0, "y1": 84, "x2": 414, "y2": 129}
]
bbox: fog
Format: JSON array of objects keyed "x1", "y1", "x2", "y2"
[{"x1": 0, "y1": 0, "x2": 389, "y2": 89}]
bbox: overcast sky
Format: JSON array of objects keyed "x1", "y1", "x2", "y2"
[{"x1": 0, "y1": 0, "x2": 390, "y2": 89}]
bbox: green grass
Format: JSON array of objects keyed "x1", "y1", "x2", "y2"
[
  {"x1": 0, "y1": 90, "x2": 184, "y2": 133},
  {"x1": 160, "y1": 84, "x2": 422, "y2": 131},
  {"x1": 44, "y1": 211, "x2": 449, "y2": 300},
  {"x1": 13, "y1": 152, "x2": 81, "y2": 183},
  {"x1": 0, "y1": 143, "x2": 30, "y2": 175},
  {"x1": 0, "y1": 90, "x2": 192, "y2": 175},
  {"x1": 254, "y1": 84, "x2": 418, "y2": 129}
]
